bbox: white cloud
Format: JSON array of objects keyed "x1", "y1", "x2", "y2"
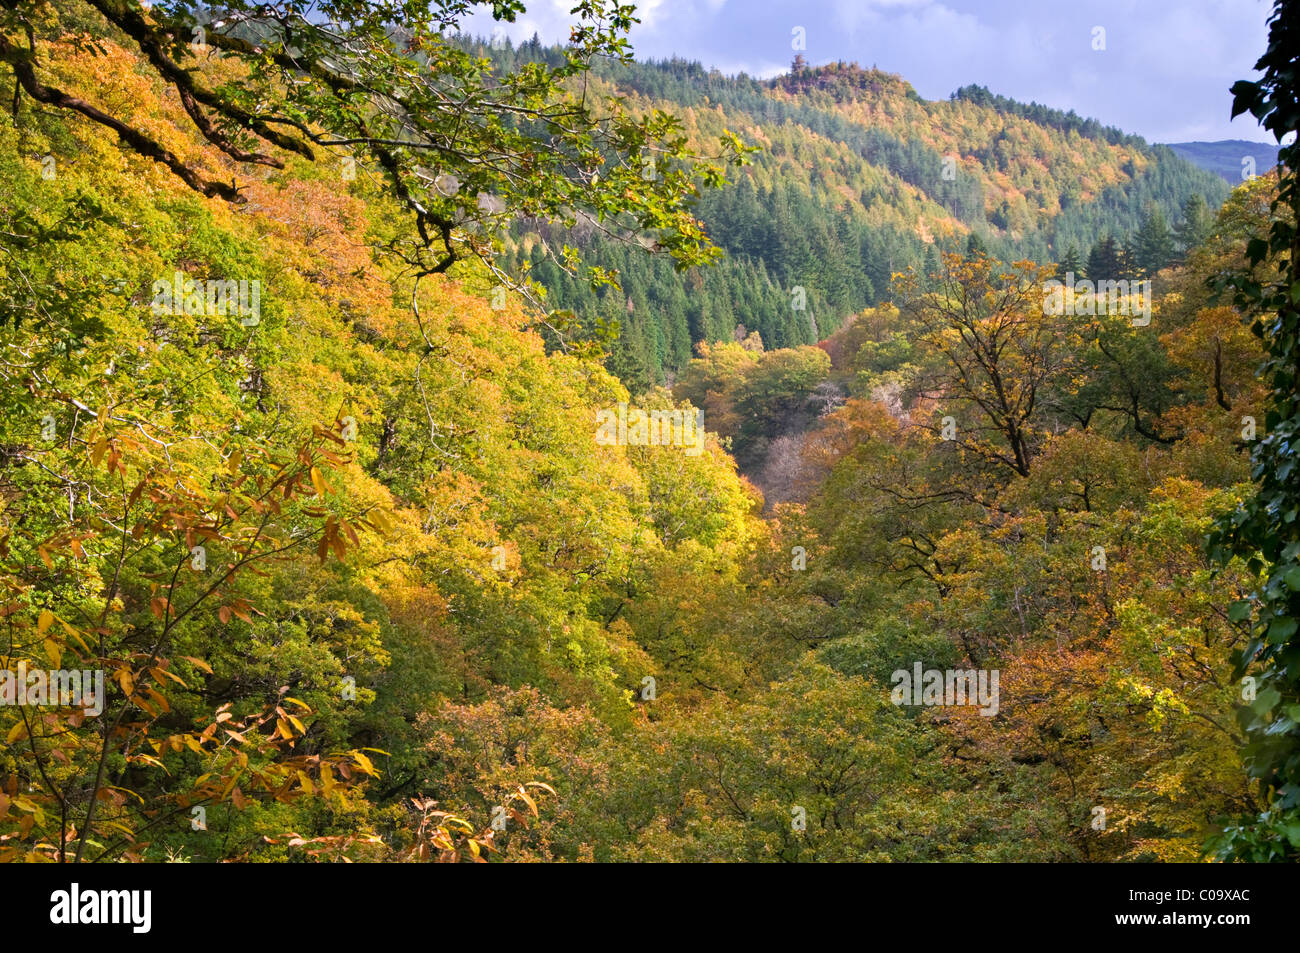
[{"x1": 446, "y1": 0, "x2": 1275, "y2": 141}]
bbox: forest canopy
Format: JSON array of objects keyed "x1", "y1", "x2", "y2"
[{"x1": 0, "y1": 0, "x2": 1296, "y2": 866}]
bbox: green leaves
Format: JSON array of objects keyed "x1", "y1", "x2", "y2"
[
  {"x1": 1206, "y1": 0, "x2": 1300, "y2": 862},
  {"x1": 13, "y1": 0, "x2": 746, "y2": 339},
  {"x1": 1267, "y1": 616, "x2": 1298, "y2": 645}
]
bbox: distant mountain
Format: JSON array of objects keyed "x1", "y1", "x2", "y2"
[{"x1": 1164, "y1": 140, "x2": 1280, "y2": 183}]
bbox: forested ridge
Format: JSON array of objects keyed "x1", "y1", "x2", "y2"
[
  {"x1": 1167, "y1": 139, "x2": 1281, "y2": 183},
  {"x1": 484, "y1": 40, "x2": 1230, "y2": 386},
  {"x1": 0, "y1": 0, "x2": 1298, "y2": 866}
]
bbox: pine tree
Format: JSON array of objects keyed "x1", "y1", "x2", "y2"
[
  {"x1": 1174, "y1": 193, "x2": 1214, "y2": 256},
  {"x1": 1133, "y1": 202, "x2": 1176, "y2": 275},
  {"x1": 924, "y1": 245, "x2": 941, "y2": 280},
  {"x1": 1087, "y1": 234, "x2": 1121, "y2": 282},
  {"x1": 1055, "y1": 245, "x2": 1082, "y2": 281},
  {"x1": 1121, "y1": 232, "x2": 1140, "y2": 277}
]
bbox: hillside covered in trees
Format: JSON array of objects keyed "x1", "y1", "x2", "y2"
[
  {"x1": 484, "y1": 42, "x2": 1230, "y2": 386},
  {"x1": 1167, "y1": 139, "x2": 1281, "y2": 183},
  {"x1": 1, "y1": 0, "x2": 1298, "y2": 870}
]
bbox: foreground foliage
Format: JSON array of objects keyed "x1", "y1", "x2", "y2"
[{"x1": 0, "y1": 0, "x2": 1293, "y2": 863}]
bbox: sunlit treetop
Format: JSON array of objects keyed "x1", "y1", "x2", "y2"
[{"x1": 0, "y1": 0, "x2": 749, "y2": 318}]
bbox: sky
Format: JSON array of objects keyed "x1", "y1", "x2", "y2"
[{"x1": 462, "y1": 0, "x2": 1278, "y2": 144}]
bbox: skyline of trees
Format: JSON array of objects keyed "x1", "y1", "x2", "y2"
[{"x1": 0, "y1": 0, "x2": 1293, "y2": 867}]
